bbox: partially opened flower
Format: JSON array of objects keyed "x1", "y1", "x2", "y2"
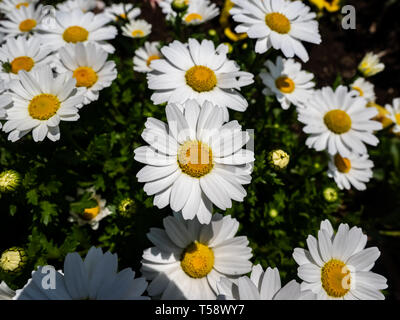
[
  {"x1": 133, "y1": 41, "x2": 162, "y2": 73},
  {"x1": 293, "y1": 219, "x2": 388, "y2": 299},
  {"x1": 147, "y1": 38, "x2": 254, "y2": 117},
  {"x1": 56, "y1": 42, "x2": 117, "y2": 105},
  {"x1": 328, "y1": 153, "x2": 374, "y2": 191},
  {"x1": 2, "y1": 66, "x2": 84, "y2": 142},
  {"x1": 260, "y1": 56, "x2": 315, "y2": 110},
  {"x1": 121, "y1": 19, "x2": 152, "y2": 39},
  {"x1": 385, "y1": 98, "x2": 400, "y2": 133},
  {"x1": 141, "y1": 212, "x2": 253, "y2": 299},
  {"x1": 182, "y1": 0, "x2": 220, "y2": 25},
  {"x1": 0, "y1": 0, "x2": 38, "y2": 13},
  {"x1": 358, "y1": 52, "x2": 385, "y2": 78},
  {"x1": 39, "y1": 9, "x2": 118, "y2": 54},
  {"x1": 297, "y1": 85, "x2": 382, "y2": 157},
  {"x1": 134, "y1": 100, "x2": 254, "y2": 224},
  {"x1": 0, "y1": 35, "x2": 55, "y2": 82},
  {"x1": 350, "y1": 78, "x2": 375, "y2": 103},
  {"x1": 230, "y1": 0, "x2": 321, "y2": 62},
  {"x1": 15, "y1": 247, "x2": 149, "y2": 300},
  {"x1": 217, "y1": 264, "x2": 315, "y2": 300},
  {"x1": 104, "y1": 3, "x2": 141, "y2": 21}
]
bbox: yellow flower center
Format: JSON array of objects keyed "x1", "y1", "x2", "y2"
[
  {"x1": 352, "y1": 86, "x2": 364, "y2": 96},
  {"x1": 395, "y1": 113, "x2": 400, "y2": 125},
  {"x1": 185, "y1": 13, "x2": 203, "y2": 23},
  {"x1": 19, "y1": 19, "x2": 36, "y2": 32},
  {"x1": 324, "y1": 109, "x2": 352, "y2": 134},
  {"x1": 132, "y1": 29, "x2": 144, "y2": 37},
  {"x1": 73, "y1": 66, "x2": 98, "y2": 88},
  {"x1": 119, "y1": 13, "x2": 127, "y2": 19},
  {"x1": 16, "y1": 2, "x2": 29, "y2": 9},
  {"x1": 321, "y1": 259, "x2": 351, "y2": 298},
  {"x1": 82, "y1": 205, "x2": 100, "y2": 220},
  {"x1": 185, "y1": 65, "x2": 217, "y2": 92},
  {"x1": 0, "y1": 251, "x2": 21, "y2": 272},
  {"x1": 28, "y1": 94, "x2": 61, "y2": 121},
  {"x1": 275, "y1": 76, "x2": 295, "y2": 94},
  {"x1": 146, "y1": 55, "x2": 160, "y2": 67},
  {"x1": 178, "y1": 140, "x2": 214, "y2": 178},
  {"x1": 334, "y1": 154, "x2": 352, "y2": 173},
  {"x1": 265, "y1": 12, "x2": 291, "y2": 34},
  {"x1": 63, "y1": 26, "x2": 89, "y2": 43},
  {"x1": 181, "y1": 242, "x2": 214, "y2": 278},
  {"x1": 11, "y1": 56, "x2": 34, "y2": 74}
]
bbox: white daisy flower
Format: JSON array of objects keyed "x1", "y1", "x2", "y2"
[
  {"x1": 0, "y1": 4, "x2": 44, "y2": 39},
  {"x1": 104, "y1": 3, "x2": 141, "y2": 21},
  {"x1": 2, "y1": 65, "x2": 84, "y2": 142},
  {"x1": 141, "y1": 212, "x2": 253, "y2": 300},
  {"x1": 259, "y1": 56, "x2": 315, "y2": 110},
  {"x1": 0, "y1": 80, "x2": 13, "y2": 128},
  {"x1": 217, "y1": 264, "x2": 316, "y2": 300},
  {"x1": 55, "y1": 42, "x2": 117, "y2": 105},
  {"x1": 328, "y1": 153, "x2": 374, "y2": 191},
  {"x1": 57, "y1": 0, "x2": 98, "y2": 12},
  {"x1": 121, "y1": 19, "x2": 152, "y2": 39},
  {"x1": 39, "y1": 9, "x2": 118, "y2": 54},
  {"x1": 385, "y1": 98, "x2": 400, "y2": 133},
  {"x1": 68, "y1": 187, "x2": 113, "y2": 230},
  {"x1": 0, "y1": 281, "x2": 15, "y2": 300},
  {"x1": 358, "y1": 52, "x2": 385, "y2": 78},
  {"x1": 230, "y1": 0, "x2": 321, "y2": 62},
  {"x1": 0, "y1": 35, "x2": 55, "y2": 82},
  {"x1": 182, "y1": 0, "x2": 220, "y2": 25},
  {"x1": 0, "y1": 0, "x2": 38, "y2": 13},
  {"x1": 147, "y1": 38, "x2": 254, "y2": 116},
  {"x1": 293, "y1": 219, "x2": 388, "y2": 300},
  {"x1": 15, "y1": 247, "x2": 149, "y2": 300},
  {"x1": 350, "y1": 78, "x2": 375, "y2": 103},
  {"x1": 133, "y1": 41, "x2": 162, "y2": 73},
  {"x1": 134, "y1": 100, "x2": 254, "y2": 224},
  {"x1": 297, "y1": 85, "x2": 382, "y2": 157}
]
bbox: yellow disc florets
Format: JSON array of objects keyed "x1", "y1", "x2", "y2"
[
  {"x1": 63, "y1": 26, "x2": 89, "y2": 43},
  {"x1": 275, "y1": 76, "x2": 295, "y2": 94},
  {"x1": 16, "y1": 2, "x2": 29, "y2": 9},
  {"x1": 265, "y1": 12, "x2": 291, "y2": 34},
  {"x1": 334, "y1": 154, "x2": 352, "y2": 173},
  {"x1": 73, "y1": 67, "x2": 98, "y2": 88},
  {"x1": 82, "y1": 205, "x2": 100, "y2": 221},
  {"x1": 0, "y1": 247, "x2": 27, "y2": 273},
  {"x1": 185, "y1": 65, "x2": 217, "y2": 92},
  {"x1": 131, "y1": 29, "x2": 144, "y2": 37},
  {"x1": 185, "y1": 13, "x2": 203, "y2": 23},
  {"x1": 178, "y1": 140, "x2": 214, "y2": 178},
  {"x1": 146, "y1": 55, "x2": 160, "y2": 67},
  {"x1": 324, "y1": 109, "x2": 352, "y2": 134},
  {"x1": 181, "y1": 242, "x2": 214, "y2": 278},
  {"x1": 321, "y1": 259, "x2": 351, "y2": 298},
  {"x1": 19, "y1": 19, "x2": 36, "y2": 32},
  {"x1": 11, "y1": 56, "x2": 34, "y2": 74},
  {"x1": 28, "y1": 94, "x2": 61, "y2": 120}
]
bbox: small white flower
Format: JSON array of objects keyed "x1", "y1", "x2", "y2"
[
  {"x1": 217, "y1": 264, "x2": 316, "y2": 300},
  {"x1": 55, "y1": 42, "x2": 117, "y2": 105},
  {"x1": 260, "y1": 56, "x2": 315, "y2": 110},
  {"x1": 293, "y1": 219, "x2": 388, "y2": 300},
  {"x1": 133, "y1": 41, "x2": 162, "y2": 73},
  {"x1": 182, "y1": 0, "x2": 220, "y2": 25},
  {"x1": 230, "y1": 0, "x2": 321, "y2": 62},
  {"x1": 328, "y1": 153, "x2": 374, "y2": 191},
  {"x1": 121, "y1": 19, "x2": 152, "y2": 39},
  {"x1": 104, "y1": 3, "x2": 141, "y2": 21},
  {"x1": 68, "y1": 187, "x2": 113, "y2": 230},
  {"x1": 385, "y1": 97, "x2": 400, "y2": 133},
  {"x1": 298, "y1": 85, "x2": 382, "y2": 157},
  {"x1": 15, "y1": 247, "x2": 149, "y2": 300},
  {"x1": 350, "y1": 78, "x2": 375, "y2": 103},
  {"x1": 0, "y1": 0, "x2": 38, "y2": 13},
  {"x1": 141, "y1": 212, "x2": 253, "y2": 299},
  {"x1": 358, "y1": 52, "x2": 385, "y2": 78}
]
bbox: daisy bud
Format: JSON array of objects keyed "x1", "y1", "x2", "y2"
[
  {"x1": 0, "y1": 170, "x2": 21, "y2": 193},
  {"x1": 269, "y1": 208, "x2": 278, "y2": 218},
  {"x1": 323, "y1": 187, "x2": 338, "y2": 203},
  {"x1": 268, "y1": 149, "x2": 290, "y2": 170},
  {"x1": 358, "y1": 52, "x2": 385, "y2": 77},
  {"x1": 223, "y1": 42, "x2": 233, "y2": 54},
  {"x1": 208, "y1": 29, "x2": 217, "y2": 37},
  {"x1": 171, "y1": 0, "x2": 188, "y2": 12},
  {"x1": 0, "y1": 247, "x2": 27, "y2": 274},
  {"x1": 118, "y1": 198, "x2": 136, "y2": 216}
]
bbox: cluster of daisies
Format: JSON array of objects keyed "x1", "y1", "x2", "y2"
[{"x1": 0, "y1": 0, "x2": 392, "y2": 301}]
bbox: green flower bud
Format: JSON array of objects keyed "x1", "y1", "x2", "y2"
[
  {"x1": 323, "y1": 187, "x2": 338, "y2": 203},
  {"x1": 118, "y1": 198, "x2": 136, "y2": 216},
  {"x1": 172, "y1": 0, "x2": 189, "y2": 12},
  {"x1": 223, "y1": 42, "x2": 233, "y2": 54},
  {"x1": 0, "y1": 247, "x2": 27, "y2": 274},
  {"x1": 269, "y1": 208, "x2": 278, "y2": 218},
  {"x1": 268, "y1": 149, "x2": 290, "y2": 170},
  {"x1": 208, "y1": 29, "x2": 217, "y2": 37},
  {"x1": 0, "y1": 170, "x2": 21, "y2": 193}
]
